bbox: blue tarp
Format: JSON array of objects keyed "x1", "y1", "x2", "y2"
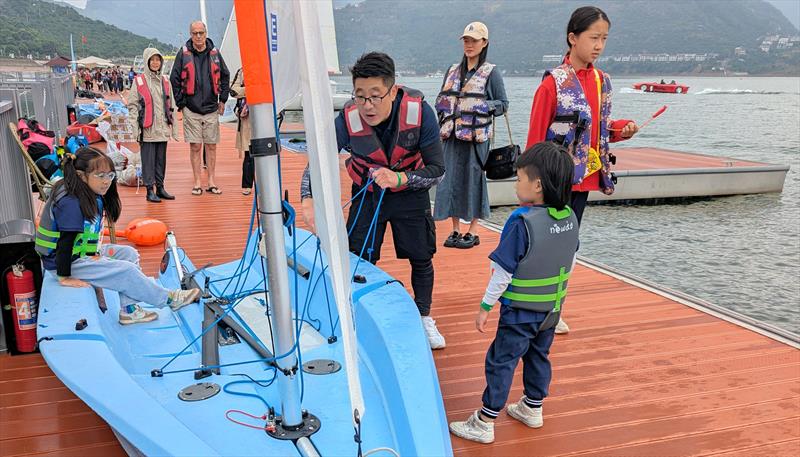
[
  {"x1": 77, "y1": 101, "x2": 128, "y2": 118},
  {"x1": 280, "y1": 138, "x2": 307, "y2": 153}
]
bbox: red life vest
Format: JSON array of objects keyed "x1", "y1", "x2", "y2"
[
  {"x1": 17, "y1": 118, "x2": 55, "y2": 150},
  {"x1": 180, "y1": 45, "x2": 221, "y2": 96},
  {"x1": 135, "y1": 74, "x2": 173, "y2": 129},
  {"x1": 344, "y1": 87, "x2": 425, "y2": 192}
]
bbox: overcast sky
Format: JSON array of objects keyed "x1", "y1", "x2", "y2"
[{"x1": 54, "y1": 0, "x2": 799, "y2": 29}]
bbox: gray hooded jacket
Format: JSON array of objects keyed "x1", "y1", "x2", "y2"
[{"x1": 126, "y1": 47, "x2": 179, "y2": 142}]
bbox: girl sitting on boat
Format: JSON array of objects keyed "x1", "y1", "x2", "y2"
[
  {"x1": 449, "y1": 142, "x2": 578, "y2": 444},
  {"x1": 526, "y1": 6, "x2": 638, "y2": 334},
  {"x1": 35, "y1": 147, "x2": 201, "y2": 325}
]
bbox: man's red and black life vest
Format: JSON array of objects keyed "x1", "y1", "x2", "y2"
[
  {"x1": 344, "y1": 87, "x2": 425, "y2": 192},
  {"x1": 180, "y1": 45, "x2": 221, "y2": 96},
  {"x1": 135, "y1": 74, "x2": 173, "y2": 129}
]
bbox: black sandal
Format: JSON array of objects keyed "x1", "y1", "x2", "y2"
[
  {"x1": 443, "y1": 231, "x2": 462, "y2": 248},
  {"x1": 455, "y1": 233, "x2": 480, "y2": 249}
]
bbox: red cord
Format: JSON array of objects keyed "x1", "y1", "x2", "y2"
[{"x1": 225, "y1": 409, "x2": 269, "y2": 430}]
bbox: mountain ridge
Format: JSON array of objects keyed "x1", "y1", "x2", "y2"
[
  {"x1": 333, "y1": 0, "x2": 798, "y2": 75},
  {"x1": 5, "y1": 0, "x2": 797, "y2": 75},
  {"x1": 0, "y1": 0, "x2": 173, "y2": 60}
]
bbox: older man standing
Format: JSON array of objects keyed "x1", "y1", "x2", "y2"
[{"x1": 170, "y1": 20, "x2": 230, "y2": 195}]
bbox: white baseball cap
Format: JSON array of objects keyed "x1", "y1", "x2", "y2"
[{"x1": 461, "y1": 22, "x2": 489, "y2": 41}]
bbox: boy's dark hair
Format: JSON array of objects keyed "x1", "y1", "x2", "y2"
[
  {"x1": 566, "y1": 6, "x2": 610, "y2": 49},
  {"x1": 516, "y1": 142, "x2": 574, "y2": 209},
  {"x1": 350, "y1": 52, "x2": 395, "y2": 88},
  {"x1": 56, "y1": 146, "x2": 121, "y2": 223}
]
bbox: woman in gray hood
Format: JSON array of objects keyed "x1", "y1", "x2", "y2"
[{"x1": 127, "y1": 47, "x2": 180, "y2": 203}]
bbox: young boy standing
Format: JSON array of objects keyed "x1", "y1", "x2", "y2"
[{"x1": 449, "y1": 142, "x2": 579, "y2": 444}]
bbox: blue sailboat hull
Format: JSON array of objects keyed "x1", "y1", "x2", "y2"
[{"x1": 37, "y1": 228, "x2": 453, "y2": 456}]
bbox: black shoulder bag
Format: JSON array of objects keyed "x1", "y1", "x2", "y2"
[{"x1": 475, "y1": 113, "x2": 520, "y2": 180}]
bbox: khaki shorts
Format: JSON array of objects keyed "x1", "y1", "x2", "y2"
[{"x1": 182, "y1": 109, "x2": 220, "y2": 144}]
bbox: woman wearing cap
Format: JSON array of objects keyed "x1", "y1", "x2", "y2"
[{"x1": 434, "y1": 21, "x2": 509, "y2": 249}]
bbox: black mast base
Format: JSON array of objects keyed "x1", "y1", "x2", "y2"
[{"x1": 266, "y1": 411, "x2": 320, "y2": 440}]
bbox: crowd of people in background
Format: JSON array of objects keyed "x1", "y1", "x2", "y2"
[{"x1": 77, "y1": 66, "x2": 134, "y2": 94}]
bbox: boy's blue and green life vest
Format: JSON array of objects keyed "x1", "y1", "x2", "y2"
[
  {"x1": 544, "y1": 63, "x2": 616, "y2": 195},
  {"x1": 500, "y1": 205, "x2": 579, "y2": 317},
  {"x1": 35, "y1": 186, "x2": 104, "y2": 260}
]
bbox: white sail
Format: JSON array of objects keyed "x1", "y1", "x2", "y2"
[
  {"x1": 291, "y1": 0, "x2": 365, "y2": 422},
  {"x1": 317, "y1": 0, "x2": 341, "y2": 74},
  {"x1": 222, "y1": 1, "x2": 342, "y2": 112},
  {"x1": 222, "y1": 2, "x2": 300, "y2": 112},
  {"x1": 219, "y1": 7, "x2": 241, "y2": 85}
]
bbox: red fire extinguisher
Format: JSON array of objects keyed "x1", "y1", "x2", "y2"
[{"x1": 6, "y1": 264, "x2": 38, "y2": 353}]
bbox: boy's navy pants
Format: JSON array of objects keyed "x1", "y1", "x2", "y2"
[{"x1": 481, "y1": 318, "x2": 556, "y2": 414}]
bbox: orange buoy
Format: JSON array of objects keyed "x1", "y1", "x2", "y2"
[{"x1": 104, "y1": 218, "x2": 168, "y2": 246}]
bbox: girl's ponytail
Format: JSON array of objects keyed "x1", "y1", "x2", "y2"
[{"x1": 59, "y1": 152, "x2": 79, "y2": 184}]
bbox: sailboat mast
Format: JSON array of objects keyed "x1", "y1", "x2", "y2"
[
  {"x1": 231, "y1": 0, "x2": 302, "y2": 429},
  {"x1": 199, "y1": 0, "x2": 207, "y2": 25}
]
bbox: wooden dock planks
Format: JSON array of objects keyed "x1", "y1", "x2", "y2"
[{"x1": 1, "y1": 122, "x2": 797, "y2": 456}]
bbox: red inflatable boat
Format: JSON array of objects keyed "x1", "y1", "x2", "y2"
[{"x1": 633, "y1": 82, "x2": 690, "y2": 94}]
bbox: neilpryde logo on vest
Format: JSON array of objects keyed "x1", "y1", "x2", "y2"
[{"x1": 550, "y1": 220, "x2": 575, "y2": 235}]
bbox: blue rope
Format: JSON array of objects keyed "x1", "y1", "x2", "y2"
[
  {"x1": 347, "y1": 182, "x2": 370, "y2": 238},
  {"x1": 223, "y1": 370, "x2": 278, "y2": 410},
  {"x1": 210, "y1": 194, "x2": 260, "y2": 296},
  {"x1": 320, "y1": 259, "x2": 336, "y2": 337},
  {"x1": 331, "y1": 187, "x2": 388, "y2": 335},
  {"x1": 353, "y1": 188, "x2": 386, "y2": 281},
  {"x1": 290, "y1": 219, "x2": 306, "y2": 402},
  {"x1": 158, "y1": 316, "x2": 303, "y2": 375}
]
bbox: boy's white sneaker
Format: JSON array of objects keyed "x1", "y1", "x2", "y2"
[
  {"x1": 507, "y1": 398, "x2": 544, "y2": 428},
  {"x1": 421, "y1": 316, "x2": 446, "y2": 349},
  {"x1": 119, "y1": 304, "x2": 158, "y2": 325},
  {"x1": 555, "y1": 317, "x2": 570, "y2": 334},
  {"x1": 449, "y1": 411, "x2": 494, "y2": 444},
  {"x1": 167, "y1": 288, "x2": 201, "y2": 311}
]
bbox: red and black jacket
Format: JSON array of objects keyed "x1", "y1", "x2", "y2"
[
  {"x1": 344, "y1": 87, "x2": 425, "y2": 192},
  {"x1": 170, "y1": 38, "x2": 229, "y2": 114},
  {"x1": 180, "y1": 45, "x2": 221, "y2": 96}
]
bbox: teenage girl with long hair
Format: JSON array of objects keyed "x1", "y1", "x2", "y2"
[{"x1": 526, "y1": 6, "x2": 639, "y2": 334}]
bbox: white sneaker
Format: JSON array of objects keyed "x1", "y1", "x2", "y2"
[
  {"x1": 507, "y1": 397, "x2": 543, "y2": 428},
  {"x1": 555, "y1": 317, "x2": 570, "y2": 334},
  {"x1": 119, "y1": 304, "x2": 158, "y2": 325},
  {"x1": 449, "y1": 411, "x2": 494, "y2": 444},
  {"x1": 422, "y1": 316, "x2": 446, "y2": 349},
  {"x1": 167, "y1": 288, "x2": 201, "y2": 311}
]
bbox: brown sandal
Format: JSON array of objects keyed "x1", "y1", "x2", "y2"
[
  {"x1": 207, "y1": 186, "x2": 222, "y2": 195},
  {"x1": 191, "y1": 187, "x2": 203, "y2": 196}
]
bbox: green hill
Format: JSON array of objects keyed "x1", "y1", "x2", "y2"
[
  {"x1": 0, "y1": 0, "x2": 174, "y2": 60},
  {"x1": 334, "y1": 0, "x2": 799, "y2": 75}
]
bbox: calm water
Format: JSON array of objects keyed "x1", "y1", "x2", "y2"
[{"x1": 332, "y1": 75, "x2": 800, "y2": 333}]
